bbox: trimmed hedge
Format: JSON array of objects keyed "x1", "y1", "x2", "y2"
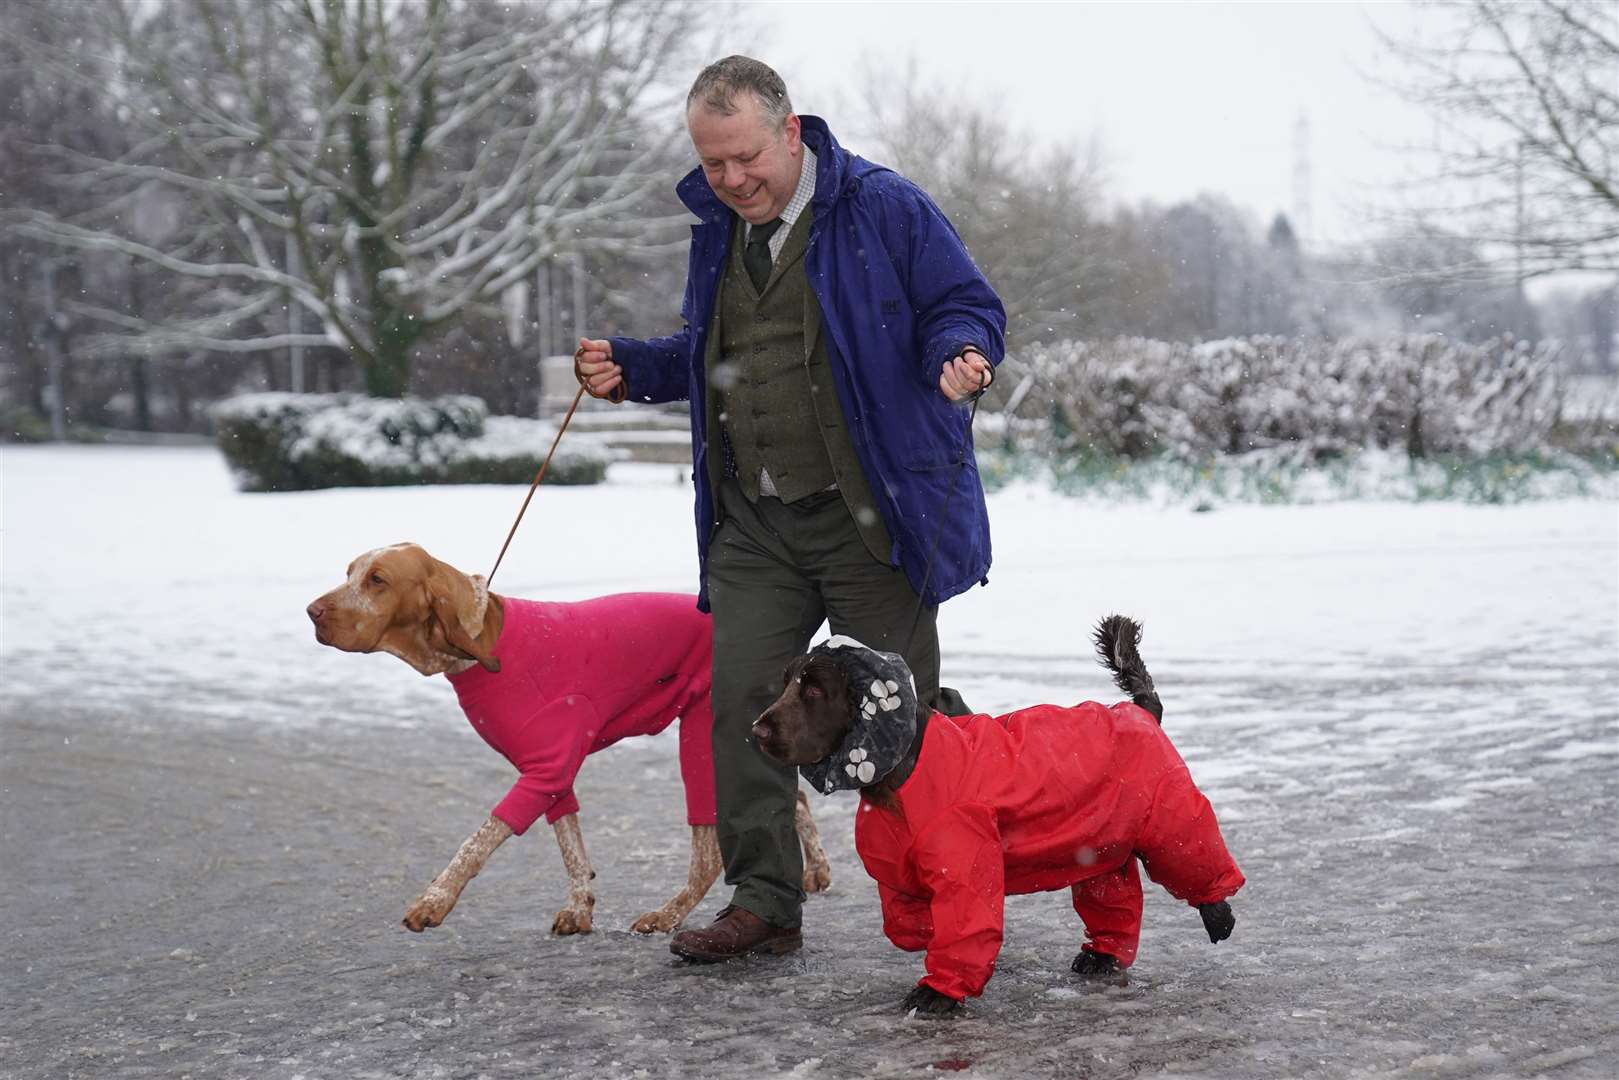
[
  {"x1": 1003, "y1": 334, "x2": 1617, "y2": 462},
  {"x1": 976, "y1": 444, "x2": 1618, "y2": 505},
  {"x1": 211, "y1": 393, "x2": 614, "y2": 492}
]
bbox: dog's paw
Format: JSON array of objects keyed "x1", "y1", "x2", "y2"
[
  {"x1": 401, "y1": 888, "x2": 456, "y2": 933},
  {"x1": 1199, "y1": 901, "x2": 1235, "y2": 943},
  {"x1": 901, "y1": 984, "x2": 963, "y2": 1018},
  {"x1": 802, "y1": 859, "x2": 832, "y2": 894},
  {"x1": 630, "y1": 908, "x2": 683, "y2": 935},
  {"x1": 1070, "y1": 950, "x2": 1123, "y2": 978},
  {"x1": 551, "y1": 905, "x2": 595, "y2": 936}
]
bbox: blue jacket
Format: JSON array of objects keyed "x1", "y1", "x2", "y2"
[{"x1": 608, "y1": 116, "x2": 1006, "y2": 610}]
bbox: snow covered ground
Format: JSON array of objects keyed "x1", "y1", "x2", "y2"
[
  {"x1": 3, "y1": 444, "x2": 1617, "y2": 1078},
  {"x1": 6, "y1": 445, "x2": 1614, "y2": 734}
]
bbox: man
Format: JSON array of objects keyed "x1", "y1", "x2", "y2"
[{"x1": 575, "y1": 55, "x2": 1004, "y2": 961}]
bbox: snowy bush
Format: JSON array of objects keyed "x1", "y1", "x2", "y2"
[
  {"x1": 211, "y1": 393, "x2": 614, "y2": 492},
  {"x1": 977, "y1": 444, "x2": 1617, "y2": 505},
  {"x1": 1002, "y1": 334, "x2": 1614, "y2": 463}
]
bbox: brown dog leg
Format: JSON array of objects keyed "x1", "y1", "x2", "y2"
[
  {"x1": 402, "y1": 815, "x2": 513, "y2": 932},
  {"x1": 631, "y1": 824, "x2": 722, "y2": 933},
  {"x1": 550, "y1": 813, "x2": 596, "y2": 935},
  {"x1": 795, "y1": 789, "x2": 833, "y2": 893}
]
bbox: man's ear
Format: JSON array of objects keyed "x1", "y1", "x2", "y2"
[{"x1": 423, "y1": 562, "x2": 499, "y2": 673}]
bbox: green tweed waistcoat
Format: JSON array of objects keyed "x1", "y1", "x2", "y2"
[{"x1": 704, "y1": 212, "x2": 893, "y2": 564}]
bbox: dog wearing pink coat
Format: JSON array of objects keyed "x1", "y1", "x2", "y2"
[{"x1": 307, "y1": 542, "x2": 831, "y2": 936}]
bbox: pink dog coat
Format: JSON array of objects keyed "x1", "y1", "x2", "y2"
[{"x1": 445, "y1": 594, "x2": 715, "y2": 835}]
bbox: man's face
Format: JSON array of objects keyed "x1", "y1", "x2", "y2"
[{"x1": 687, "y1": 98, "x2": 803, "y2": 225}]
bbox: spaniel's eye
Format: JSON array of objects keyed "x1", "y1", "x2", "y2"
[
  {"x1": 368, "y1": 572, "x2": 386, "y2": 587},
  {"x1": 803, "y1": 683, "x2": 824, "y2": 699}
]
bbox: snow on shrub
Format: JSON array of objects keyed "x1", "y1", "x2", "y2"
[
  {"x1": 1003, "y1": 334, "x2": 1611, "y2": 463},
  {"x1": 975, "y1": 443, "x2": 1618, "y2": 505},
  {"x1": 211, "y1": 393, "x2": 614, "y2": 492}
]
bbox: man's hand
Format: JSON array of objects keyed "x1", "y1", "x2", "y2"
[
  {"x1": 938, "y1": 348, "x2": 992, "y2": 403},
  {"x1": 575, "y1": 337, "x2": 625, "y2": 402}
]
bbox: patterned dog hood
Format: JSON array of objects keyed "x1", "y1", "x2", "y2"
[{"x1": 799, "y1": 636, "x2": 919, "y2": 795}]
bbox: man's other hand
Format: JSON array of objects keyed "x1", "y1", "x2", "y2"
[{"x1": 939, "y1": 349, "x2": 992, "y2": 403}]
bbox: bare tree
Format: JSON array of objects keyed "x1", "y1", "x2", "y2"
[
  {"x1": 851, "y1": 62, "x2": 1112, "y2": 344},
  {"x1": 9, "y1": 0, "x2": 702, "y2": 397},
  {"x1": 848, "y1": 66, "x2": 1317, "y2": 345},
  {"x1": 1375, "y1": 0, "x2": 1618, "y2": 280},
  {"x1": 1, "y1": 0, "x2": 128, "y2": 434},
  {"x1": 1536, "y1": 280, "x2": 1618, "y2": 370},
  {"x1": 1362, "y1": 226, "x2": 1532, "y2": 341}
]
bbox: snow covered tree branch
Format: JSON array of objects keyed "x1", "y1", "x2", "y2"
[
  {"x1": 10, "y1": 0, "x2": 702, "y2": 396},
  {"x1": 1372, "y1": 0, "x2": 1618, "y2": 280}
]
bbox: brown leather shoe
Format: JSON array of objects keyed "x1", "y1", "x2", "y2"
[{"x1": 669, "y1": 905, "x2": 802, "y2": 962}]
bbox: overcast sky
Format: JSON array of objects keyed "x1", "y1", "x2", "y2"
[{"x1": 717, "y1": 1, "x2": 1439, "y2": 252}]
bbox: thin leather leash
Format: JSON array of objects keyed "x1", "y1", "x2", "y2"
[{"x1": 486, "y1": 347, "x2": 624, "y2": 588}]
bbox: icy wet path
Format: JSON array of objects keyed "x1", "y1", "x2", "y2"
[
  {"x1": 4, "y1": 447, "x2": 1616, "y2": 1077},
  {"x1": 4, "y1": 652, "x2": 1614, "y2": 1079}
]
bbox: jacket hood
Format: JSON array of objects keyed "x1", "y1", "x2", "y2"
[
  {"x1": 675, "y1": 115, "x2": 886, "y2": 222},
  {"x1": 799, "y1": 636, "x2": 919, "y2": 795}
]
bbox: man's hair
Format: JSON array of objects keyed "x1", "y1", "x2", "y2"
[{"x1": 687, "y1": 55, "x2": 793, "y2": 128}]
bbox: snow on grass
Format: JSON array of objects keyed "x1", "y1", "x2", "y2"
[{"x1": 2, "y1": 444, "x2": 1613, "y2": 741}]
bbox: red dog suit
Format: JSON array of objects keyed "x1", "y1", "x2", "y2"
[
  {"x1": 445, "y1": 594, "x2": 715, "y2": 835},
  {"x1": 856, "y1": 701, "x2": 1244, "y2": 1001}
]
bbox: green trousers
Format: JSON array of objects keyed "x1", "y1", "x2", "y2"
[{"x1": 706, "y1": 479, "x2": 940, "y2": 928}]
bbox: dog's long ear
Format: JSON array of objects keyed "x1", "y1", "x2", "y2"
[{"x1": 424, "y1": 559, "x2": 500, "y2": 672}]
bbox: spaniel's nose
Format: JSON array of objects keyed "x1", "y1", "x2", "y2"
[
  {"x1": 307, "y1": 601, "x2": 326, "y2": 625},
  {"x1": 750, "y1": 719, "x2": 772, "y2": 743}
]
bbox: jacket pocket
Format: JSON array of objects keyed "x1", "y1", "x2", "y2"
[{"x1": 902, "y1": 417, "x2": 976, "y2": 470}]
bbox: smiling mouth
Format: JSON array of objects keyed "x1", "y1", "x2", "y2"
[{"x1": 731, "y1": 184, "x2": 763, "y2": 202}]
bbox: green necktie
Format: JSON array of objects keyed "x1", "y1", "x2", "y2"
[{"x1": 744, "y1": 218, "x2": 783, "y2": 291}]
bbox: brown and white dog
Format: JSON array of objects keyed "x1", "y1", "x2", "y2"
[{"x1": 306, "y1": 542, "x2": 832, "y2": 937}]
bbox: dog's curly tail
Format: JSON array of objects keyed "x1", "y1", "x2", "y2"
[{"x1": 1093, "y1": 615, "x2": 1162, "y2": 724}]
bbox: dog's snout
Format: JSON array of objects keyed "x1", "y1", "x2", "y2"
[
  {"x1": 750, "y1": 717, "x2": 773, "y2": 742},
  {"x1": 307, "y1": 600, "x2": 326, "y2": 624}
]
